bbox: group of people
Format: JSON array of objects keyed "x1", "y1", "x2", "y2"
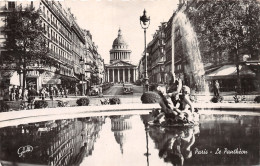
[
  {"x1": 153, "y1": 76, "x2": 199, "y2": 125},
  {"x1": 8, "y1": 85, "x2": 69, "y2": 102},
  {"x1": 39, "y1": 86, "x2": 68, "y2": 100},
  {"x1": 9, "y1": 85, "x2": 26, "y2": 101},
  {"x1": 9, "y1": 85, "x2": 37, "y2": 106}
]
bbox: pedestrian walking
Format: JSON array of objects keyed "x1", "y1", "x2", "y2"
[
  {"x1": 64, "y1": 87, "x2": 68, "y2": 98},
  {"x1": 60, "y1": 88, "x2": 64, "y2": 98},
  {"x1": 28, "y1": 86, "x2": 37, "y2": 109},
  {"x1": 10, "y1": 85, "x2": 16, "y2": 101},
  {"x1": 213, "y1": 80, "x2": 220, "y2": 96},
  {"x1": 75, "y1": 86, "x2": 78, "y2": 96},
  {"x1": 49, "y1": 86, "x2": 54, "y2": 100},
  {"x1": 18, "y1": 87, "x2": 22, "y2": 100},
  {"x1": 24, "y1": 88, "x2": 28, "y2": 100},
  {"x1": 40, "y1": 88, "x2": 47, "y2": 100},
  {"x1": 54, "y1": 87, "x2": 59, "y2": 97}
]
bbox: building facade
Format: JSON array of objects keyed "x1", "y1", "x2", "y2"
[
  {"x1": 105, "y1": 29, "x2": 137, "y2": 83},
  {"x1": 83, "y1": 30, "x2": 105, "y2": 93},
  {"x1": 0, "y1": 117, "x2": 105, "y2": 165},
  {"x1": 146, "y1": 23, "x2": 167, "y2": 87},
  {"x1": 0, "y1": 0, "x2": 104, "y2": 99}
]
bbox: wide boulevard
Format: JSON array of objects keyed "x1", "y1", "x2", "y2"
[{"x1": 103, "y1": 84, "x2": 143, "y2": 96}]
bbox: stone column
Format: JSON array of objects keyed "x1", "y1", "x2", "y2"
[
  {"x1": 108, "y1": 69, "x2": 110, "y2": 82},
  {"x1": 118, "y1": 68, "x2": 120, "y2": 82},
  {"x1": 133, "y1": 68, "x2": 136, "y2": 82},
  {"x1": 123, "y1": 68, "x2": 125, "y2": 82},
  {"x1": 128, "y1": 68, "x2": 130, "y2": 82},
  {"x1": 112, "y1": 68, "x2": 115, "y2": 83}
]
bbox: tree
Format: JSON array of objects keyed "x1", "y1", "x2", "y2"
[
  {"x1": 187, "y1": 0, "x2": 260, "y2": 94},
  {"x1": 4, "y1": 6, "x2": 49, "y2": 99}
]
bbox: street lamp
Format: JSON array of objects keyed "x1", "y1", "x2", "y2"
[
  {"x1": 144, "y1": 125, "x2": 150, "y2": 166},
  {"x1": 140, "y1": 9, "x2": 150, "y2": 92},
  {"x1": 80, "y1": 57, "x2": 85, "y2": 96},
  {"x1": 86, "y1": 71, "x2": 91, "y2": 95}
]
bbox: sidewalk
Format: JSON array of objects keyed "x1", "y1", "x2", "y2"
[
  {"x1": 192, "y1": 91, "x2": 260, "y2": 103},
  {"x1": 3, "y1": 94, "x2": 143, "y2": 111},
  {"x1": 2, "y1": 92, "x2": 260, "y2": 112}
]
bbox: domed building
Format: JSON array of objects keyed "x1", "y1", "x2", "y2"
[{"x1": 105, "y1": 29, "x2": 137, "y2": 83}]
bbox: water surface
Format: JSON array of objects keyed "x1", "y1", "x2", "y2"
[{"x1": 0, "y1": 113, "x2": 259, "y2": 166}]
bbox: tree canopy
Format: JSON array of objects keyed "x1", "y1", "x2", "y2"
[
  {"x1": 188, "y1": 0, "x2": 260, "y2": 60},
  {"x1": 5, "y1": 6, "x2": 48, "y2": 66},
  {"x1": 4, "y1": 6, "x2": 50, "y2": 99}
]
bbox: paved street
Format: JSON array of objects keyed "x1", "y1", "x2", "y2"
[
  {"x1": 103, "y1": 84, "x2": 123, "y2": 95},
  {"x1": 103, "y1": 83, "x2": 143, "y2": 96}
]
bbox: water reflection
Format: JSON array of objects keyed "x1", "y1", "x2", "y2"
[
  {"x1": 190, "y1": 114, "x2": 260, "y2": 166},
  {"x1": 141, "y1": 113, "x2": 260, "y2": 166},
  {"x1": 110, "y1": 115, "x2": 132, "y2": 154},
  {"x1": 0, "y1": 117, "x2": 105, "y2": 166},
  {"x1": 0, "y1": 113, "x2": 259, "y2": 166},
  {"x1": 143, "y1": 115, "x2": 199, "y2": 165}
]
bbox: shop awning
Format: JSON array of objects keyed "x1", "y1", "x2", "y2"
[
  {"x1": 59, "y1": 75, "x2": 80, "y2": 82},
  {"x1": 205, "y1": 65, "x2": 256, "y2": 80},
  {"x1": 42, "y1": 78, "x2": 61, "y2": 84}
]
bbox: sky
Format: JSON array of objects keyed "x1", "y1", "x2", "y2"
[{"x1": 63, "y1": 0, "x2": 179, "y2": 65}]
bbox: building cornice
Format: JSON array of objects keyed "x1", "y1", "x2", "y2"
[{"x1": 71, "y1": 22, "x2": 85, "y2": 44}]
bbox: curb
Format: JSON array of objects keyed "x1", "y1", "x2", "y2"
[
  {"x1": 0, "y1": 103, "x2": 161, "y2": 128},
  {"x1": 194, "y1": 103, "x2": 260, "y2": 111}
]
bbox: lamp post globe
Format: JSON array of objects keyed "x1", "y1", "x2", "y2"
[{"x1": 140, "y1": 9, "x2": 150, "y2": 92}]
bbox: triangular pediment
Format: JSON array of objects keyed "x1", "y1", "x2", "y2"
[{"x1": 107, "y1": 60, "x2": 136, "y2": 68}]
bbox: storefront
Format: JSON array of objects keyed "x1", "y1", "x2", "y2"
[
  {"x1": 59, "y1": 74, "x2": 79, "y2": 95},
  {"x1": 205, "y1": 64, "x2": 256, "y2": 92}
]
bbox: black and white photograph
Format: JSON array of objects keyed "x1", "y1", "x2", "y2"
[{"x1": 0, "y1": 0, "x2": 259, "y2": 165}]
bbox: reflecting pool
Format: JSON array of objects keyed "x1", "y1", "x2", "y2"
[{"x1": 0, "y1": 113, "x2": 259, "y2": 166}]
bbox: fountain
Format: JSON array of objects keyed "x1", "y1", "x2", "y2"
[{"x1": 171, "y1": 9, "x2": 210, "y2": 101}]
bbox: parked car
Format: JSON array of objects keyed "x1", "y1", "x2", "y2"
[
  {"x1": 90, "y1": 86, "x2": 99, "y2": 96},
  {"x1": 123, "y1": 84, "x2": 133, "y2": 94}
]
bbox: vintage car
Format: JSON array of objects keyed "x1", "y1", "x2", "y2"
[
  {"x1": 90, "y1": 86, "x2": 99, "y2": 96},
  {"x1": 123, "y1": 84, "x2": 133, "y2": 94}
]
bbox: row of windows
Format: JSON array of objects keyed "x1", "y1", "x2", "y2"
[
  {"x1": 49, "y1": 43, "x2": 71, "y2": 63},
  {"x1": 40, "y1": 2, "x2": 86, "y2": 70},
  {"x1": 41, "y1": 2, "x2": 71, "y2": 39},
  {"x1": 72, "y1": 33, "x2": 84, "y2": 57},
  {"x1": 43, "y1": 24, "x2": 71, "y2": 53}
]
